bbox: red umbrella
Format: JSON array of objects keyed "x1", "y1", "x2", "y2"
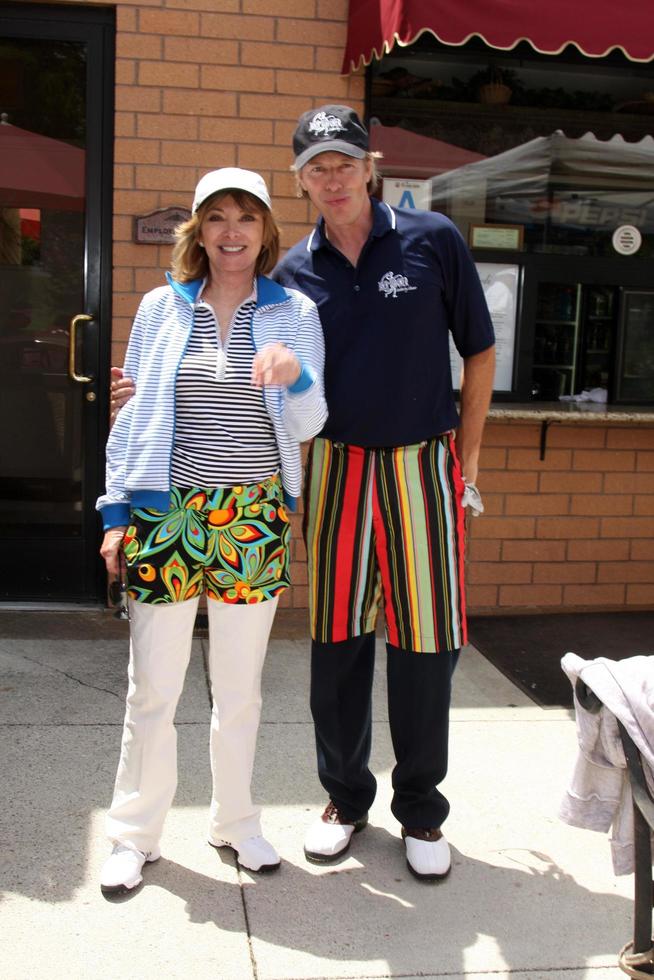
[
  {"x1": 19, "y1": 208, "x2": 41, "y2": 240},
  {"x1": 370, "y1": 124, "x2": 485, "y2": 178},
  {"x1": 0, "y1": 116, "x2": 85, "y2": 211}
]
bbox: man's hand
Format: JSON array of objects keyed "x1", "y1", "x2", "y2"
[
  {"x1": 252, "y1": 343, "x2": 301, "y2": 388},
  {"x1": 100, "y1": 526, "x2": 127, "y2": 577},
  {"x1": 110, "y1": 367, "x2": 135, "y2": 423}
]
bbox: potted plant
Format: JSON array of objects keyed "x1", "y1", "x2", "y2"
[{"x1": 470, "y1": 65, "x2": 520, "y2": 104}]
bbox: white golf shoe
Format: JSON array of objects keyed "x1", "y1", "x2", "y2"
[
  {"x1": 403, "y1": 827, "x2": 451, "y2": 881},
  {"x1": 210, "y1": 835, "x2": 281, "y2": 872},
  {"x1": 303, "y1": 801, "x2": 368, "y2": 863},
  {"x1": 100, "y1": 843, "x2": 161, "y2": 895}
]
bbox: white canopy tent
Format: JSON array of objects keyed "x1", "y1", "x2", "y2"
[{"x1": 428, "y1": 131, "x2": 654, "y2": 234}]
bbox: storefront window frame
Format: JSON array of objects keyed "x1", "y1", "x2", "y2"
[{"x1": 367, "y1": 38, "x2": 654, "y2": 405}]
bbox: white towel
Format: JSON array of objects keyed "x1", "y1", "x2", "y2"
[{"x1": 559, "y1": 653, "x2": 654, "y2": 875}]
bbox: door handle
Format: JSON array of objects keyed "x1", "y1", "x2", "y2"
[{"x1": 68, "y1": 313, "x2": 94, "y2": 383}]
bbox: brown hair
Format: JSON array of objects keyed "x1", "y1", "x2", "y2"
[{"x1": 170, "y1": 189, "x2": 280, "y2": 282}]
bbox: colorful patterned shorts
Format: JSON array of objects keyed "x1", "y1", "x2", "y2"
[{"x1": 124, "y1": 475, "x2": 290, "y2": 605}]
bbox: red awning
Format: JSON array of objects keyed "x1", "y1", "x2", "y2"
[{"x1": 342, "y1": 0, "x2": 654, "y2": 73}]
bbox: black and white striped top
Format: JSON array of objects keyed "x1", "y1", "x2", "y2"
[{"x1": 170, "y1": 292, "x2": 280, "y2": 487}]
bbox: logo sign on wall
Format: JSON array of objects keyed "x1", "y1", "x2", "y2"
[
  {"x1": 382, "y1": 178, "x2": 431, "y2": 212},
  {"x1": 612, "y1": 224, "x2": 642, "y2": 255},
  {"x1": 134, "y1": 206, "x2": 191, "y2": 244}
]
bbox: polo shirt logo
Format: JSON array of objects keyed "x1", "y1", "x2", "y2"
[
  {"x1": 378, "y1": 270, "x2": 417, "y2": 299},
  {"x1": 309, "y1": 112, "x2": 346, "y2": 138}
]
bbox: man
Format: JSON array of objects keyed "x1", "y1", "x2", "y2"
[
  {"x1": 272, "y1": 105, "x2": 495, "y2": 880},
  {"x1": 110, "y1": 104, "x2": 495, "y2": 880}
]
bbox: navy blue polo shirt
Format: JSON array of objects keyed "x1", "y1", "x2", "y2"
[{"x1": 274, "y1": 198, "x2": 495, "y2": 448}]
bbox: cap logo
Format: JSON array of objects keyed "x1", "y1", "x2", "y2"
[{"x1": 308, "y1": 111, "x2": 346, "y2": 139}]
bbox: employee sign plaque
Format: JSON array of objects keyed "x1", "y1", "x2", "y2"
[{"x1": 134, "y1": 206, "x2": 191, "y2": 244}]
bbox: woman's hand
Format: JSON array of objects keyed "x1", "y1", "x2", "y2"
[
  {"x1": 252, "y1": 343, "x2": 301, "y2": 388},
  {"x1": 100, "y1": 526, "x2": 128, "y2": 577},
  {"x1": 110, "y1": 367, "x2": 136, "y2": 424}
]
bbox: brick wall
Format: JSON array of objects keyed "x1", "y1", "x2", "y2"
[
  {"x1": 32, "y1": 0, "x2": 654, "y2": 614},
  {"x1": 467, "y1": 421, "x2": 654, "y2": 613},
  {"x1": 84, "y1": 0, "x2": 362, "y2": 611},
  {"x1": 108, "y1": 0, "x2": 363, "y2": 371}
]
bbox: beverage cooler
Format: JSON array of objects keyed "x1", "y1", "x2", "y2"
[
  {"x1": 614, "y1": 291, "x2": 654, "y2": 402},
  {"x1": 531, "y1": 283, "x2": 654, "y2": 403}
]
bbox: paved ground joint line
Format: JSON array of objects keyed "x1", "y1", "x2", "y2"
[
  {"x1": 4, "y1": 652, "x2": 124, "y2": 701},
  {"x1": 263, "y1": 964, "x2": 614, "y2": 980},
  {"x1": 237, "y1": 867, "x2": 260, "y2": 980},
  {"x1": 0, "y1": 720, "x2": 207, "y2": 728}
]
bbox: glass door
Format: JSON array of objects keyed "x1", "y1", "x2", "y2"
[
  {"x1": 532, "y1": 282, "x2": 581, "y2": 399},
  {"x1": 615, "y1": 290, "x2": 654, "y2": 403},
  {"x1": 0, "y1": 6, "x2": 114, "y2": 601},
  {"x1": 577, "y1": 286, "x2": 618, "y2": 393}
]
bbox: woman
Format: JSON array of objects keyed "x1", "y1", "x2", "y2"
[{"x1": 97, "y1": 167, "x2": 327, "y2": 895}]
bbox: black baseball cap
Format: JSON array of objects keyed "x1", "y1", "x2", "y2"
[{"x1": 292, "y1": 104, "x2": 369, "y2": 170}]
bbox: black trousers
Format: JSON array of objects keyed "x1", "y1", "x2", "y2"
[{"x1": 310, "y1": 632, "x2": 459, "y2": 829}]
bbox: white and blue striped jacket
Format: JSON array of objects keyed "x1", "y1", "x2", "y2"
[{"x1": 97, "y1": 274, "x2": 327, "y2": 529}]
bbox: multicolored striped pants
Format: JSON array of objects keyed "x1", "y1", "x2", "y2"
[{"x1": 304, "y1": 435, "x2": 467, "y2": 653}]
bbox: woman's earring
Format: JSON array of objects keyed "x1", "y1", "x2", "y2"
[{"x1": 198, "y1": 241, "x2": 205, "y2": 248}]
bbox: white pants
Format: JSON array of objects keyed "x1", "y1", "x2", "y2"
[{"x1": 106, "y1": 595, "x2": 278, "y2": 853}]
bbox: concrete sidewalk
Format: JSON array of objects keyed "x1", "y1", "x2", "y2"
[{"x1": 0, "y1": 609, "x2": 634, "y2": 980}]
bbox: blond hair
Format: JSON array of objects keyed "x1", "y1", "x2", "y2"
[{"x1": 171, "y1": 189, "x2": 280, "y2": 282}]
